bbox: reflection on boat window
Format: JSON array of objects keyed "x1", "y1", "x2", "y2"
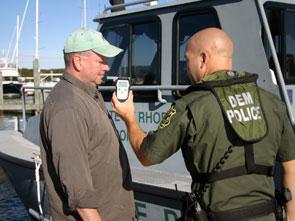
[
  {"x1": 285, "y1": 11, "x2": 295, "y2": 81},
  {"x1": 3, "y1": 76, "x2": 18, "y2": 81},
  {"x1": 132, "y1": 22, "x2": 160, "y2": 86},
  {"x1": 8, "y1": 64, "x2": 16, "y2": 68},
  {"x1": 173, "y1": 11, "x2": 219, "y2": 86},
  {"x1": 103, "y1": 25, "x2": 129, "y2": 82},
  {"x1": 264, "y1": 4, "x2": 295, "y2": 84},
  {"x1": 101, "y1": 18, "x2": 161, "y2": 101}
]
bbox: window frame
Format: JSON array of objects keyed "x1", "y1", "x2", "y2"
[
  {"x1": 100, "y1": 17, "x2": 162, "y2": 101},
  {"x1": 100, "y1": 24, "x2": 131, "y2": 79},
  {"x1": 264, "y1": 2, "x2": 295, "y2": 84},
  {"x1": 101, "y1": 17, "x2": 162, "y2": 84},
  {"x1": 131, "y1": 20, "x2": 162, "y2": 86},
  {"x1": 172, "y1": 8, "x2": 220, "y2": 86}
]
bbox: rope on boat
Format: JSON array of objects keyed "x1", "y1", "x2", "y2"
[{"x1": 33, "y1": 154, "x2": 44, "y2": 220}]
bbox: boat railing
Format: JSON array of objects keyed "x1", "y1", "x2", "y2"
[
  {"x1": 256, "y1": 0, "x2": 295, "y2": 126},
  {"x1": 21, "y1": 85, "x2": 189, "y2": 130},
  {"x1": 103, "y1": 0, "x2": 159, "y2": 13}
]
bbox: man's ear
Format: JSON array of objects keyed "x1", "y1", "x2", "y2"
[{"x1": 72, "y1": 55, "x2": 82, "y2": 71}]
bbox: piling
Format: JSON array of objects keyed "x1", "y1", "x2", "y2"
[
  {"x1": 33, "y1": 58, "x2": 41, "y2": 113},
  {"x1": 0, "y1": 71, "x2": 3, "y2": 105}
]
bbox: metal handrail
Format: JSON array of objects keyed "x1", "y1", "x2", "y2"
[
  {"x1": 256, "y1": 0, "x2": 295, "y2": 126},
  {"x1": 98, "y1": 85, "x2": 189, "y2": 90},
  {"x1": 21, "y1": 84, "x2": 189, "y2": 130},
  {"x1": 103, "y1": 0, "x2": 157, "y2": 13}
]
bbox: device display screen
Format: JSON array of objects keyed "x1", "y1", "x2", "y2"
[{"x1": 118, "y1": 81, "x2": 128, "y2": 87}]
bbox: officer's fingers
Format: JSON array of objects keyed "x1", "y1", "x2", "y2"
[
  {"x1": 112, "y1": 92, "x2": 116, "y2": 101},
  {"x1": 111, "y1": 92, "x2": 119, "y2": 110},
  {"x1": 127, "y1": 91, "x2": 134, "y2": 102}
]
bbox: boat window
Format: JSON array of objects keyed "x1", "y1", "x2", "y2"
[
  {"x1": 8, "y1": 64, "x2": 16, "y2": 68},
  {"x1": 173, "y1": 11, "x2": 220, "y2": 87},
  {"x1": 101, "y1": 19, "x2": 161, "y2": 101},
  {"x1": 264, "y1": 4, "x2": 295, "y2": 84},
  {"x1": 102, "y1": 25, "x2": 129, "y2": 84},
  {"x1": 285, "y1": 10, "x2": 295, "y2": 81},
  {"x1": 3, "y1": 76, "x2": 18, "y2": 81},
  {"x1": 132, "y1": 22, "x2": 160, "y2": 86}
]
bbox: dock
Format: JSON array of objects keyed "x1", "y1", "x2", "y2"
[
  {"x1": 0, "y1": 69, "x2": 46, "y2": 113},
  {"x1": 0, "y1": 98, "x2": 39, "y2": 112}
]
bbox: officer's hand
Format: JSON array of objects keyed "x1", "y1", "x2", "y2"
[{"x1": 112, "y1": 91, "x2": 135, "y2": 123}]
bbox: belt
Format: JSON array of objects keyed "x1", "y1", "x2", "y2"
[{"x1": 207, "y1": 200, "x2": 276, "y2": 221}]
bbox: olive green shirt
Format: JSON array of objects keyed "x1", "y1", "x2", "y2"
[
  {"x1": 141, "y1": 73, "x2": 295, "y2": 220},
  {"x1": 40, "y1": 73, "x2": 135, "y2": 221}
]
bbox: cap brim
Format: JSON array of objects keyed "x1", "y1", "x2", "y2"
[{"x1": 92, "y1": 44, "x2": 123, "y2": 58}]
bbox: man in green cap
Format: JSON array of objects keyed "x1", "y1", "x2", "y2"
[
  {"x1": 112, "y1": 27, "x2": 295, "y2": 220},
  {"x1": 40, "y1": 28, "x2": 135, "y2": 221}
]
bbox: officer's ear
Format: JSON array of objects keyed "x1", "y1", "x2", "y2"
[{"x1": 200, "y1": 51, "x2": 208, "y2": 70}]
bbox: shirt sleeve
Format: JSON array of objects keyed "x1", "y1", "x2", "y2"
[
  {"x1": 277, "y1": 105, "x2": 295, "y2": 162},
  {"x1": 48, "y1": 108, "x2": 98, "y2": 210},
  {"x1": 140, "y1": 101, "x2": 193, "y2": 164}
]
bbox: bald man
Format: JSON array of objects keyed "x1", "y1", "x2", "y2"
[{"x1": 112, "y1": 28, "x2": 295, "y2": 221}]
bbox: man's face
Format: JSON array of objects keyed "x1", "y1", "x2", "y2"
[{"x1": 80, "y1": 51, "x2": 110, "y2": 86}]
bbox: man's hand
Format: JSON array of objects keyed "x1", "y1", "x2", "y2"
[
  {"x1": 112, "y1": 91, "x2": 135, "y2": 124},
  {"x1": 77, "y1": 208, "x2": 102, "y2": 221}
]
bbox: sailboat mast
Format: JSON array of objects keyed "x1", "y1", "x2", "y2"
[
  {"x1": 16, "y1": 16, "x2": 19, "y2": 70},
  {"x1": 11, "y1": 0, "x2": 30, "y2": 64}
]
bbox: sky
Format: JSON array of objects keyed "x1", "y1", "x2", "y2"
[{"x1": 0, "y1": 0, "x2": 130, "y2": 69}]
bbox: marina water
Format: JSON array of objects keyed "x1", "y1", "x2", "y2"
[{"x1": 0, "y1": 111, "x2": 32, "y2": 221}]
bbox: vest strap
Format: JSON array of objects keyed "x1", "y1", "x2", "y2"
[
  {"x1": 207, "y1": 199, "x2": 277, "y2": 221},
  {"x1": 195, "y1": 143, "x2": 274, "y2": 183},
  {"x1": 196, "y1": 165, "x2": 275, "y2": 183}
]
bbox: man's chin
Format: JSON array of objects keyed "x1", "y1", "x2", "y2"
[{"x1": 96, "y1": 76, "x2": 104, "y2": 85}]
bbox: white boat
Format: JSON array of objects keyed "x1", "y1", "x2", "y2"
[
  {"x1": 0, "y1": 58, "x2": 22, "y2": 98},
  {"x1": 22, "y1": 73, "x2": 61, "y2": 96}
]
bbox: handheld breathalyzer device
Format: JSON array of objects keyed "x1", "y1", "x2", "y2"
[{"x1": 115, "y1": 78, "x2": 130, "y2": 102}]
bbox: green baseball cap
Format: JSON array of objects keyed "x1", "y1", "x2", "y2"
[{"x1": 64, "y1": 28, "x2": 123, "y2": 57}]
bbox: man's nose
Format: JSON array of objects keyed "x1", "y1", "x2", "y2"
[{"x1": 105, "y1": 64, "x2": 110, "y2": 72}]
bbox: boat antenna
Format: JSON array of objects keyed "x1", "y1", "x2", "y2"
[
  {"x1": 16, "y1": 15, "x2": 20, "y2": 70},
  {"x1": 81, "y1": 0, "x2": 87, "y2": 29},
  {"x1": 5, "y1": 27, "x2": 16, "y2": 61}
]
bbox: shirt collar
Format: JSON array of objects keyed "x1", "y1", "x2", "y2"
[{"x1": 63, "y1": 72, "x2": 98, "y2": 99}]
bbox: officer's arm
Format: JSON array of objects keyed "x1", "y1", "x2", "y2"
[
  {"x1": 124, "y1": 116, "x2": 154, "y2": 166},
  {"x1": 282, "y1": 159, "x2": 295, "y2": 221},
  {"x1": 112, "y1": 91, "x2": 154, "y2": 166}
]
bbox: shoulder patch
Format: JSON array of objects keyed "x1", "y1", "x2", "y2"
[{"x1": 159, "y1": 105, "x2": 176, "y2": 129}]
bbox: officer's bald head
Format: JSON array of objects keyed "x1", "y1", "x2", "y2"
[{"x1": 185, "y1": 28, "x2": 233, "y2": 83}]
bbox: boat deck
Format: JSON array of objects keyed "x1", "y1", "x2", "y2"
[{"x1": 0, "y1": 130, "x2": 39, "y2": 164}]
